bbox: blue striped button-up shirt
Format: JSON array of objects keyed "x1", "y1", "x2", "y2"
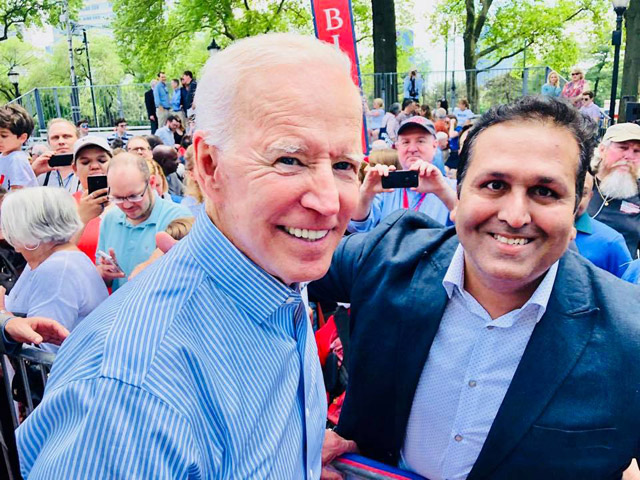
[
  {"x1": 400, "y1": 245, "x2": 558, "y2": 480},
  {"x1": 17, "y1": 209, "x2": 327, "y2": 479}
]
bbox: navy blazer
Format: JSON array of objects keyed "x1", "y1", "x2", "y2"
[{"x1": 310, "y1": 210, "x2": 640, "y2": 479}]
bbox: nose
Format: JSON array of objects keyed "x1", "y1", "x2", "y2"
[
  {"x1": 497, "y1": 190, "x2": 531, "y2": 229},
  {"x1": 300, "y1": 164, "x2": 340, "y2": 217}
]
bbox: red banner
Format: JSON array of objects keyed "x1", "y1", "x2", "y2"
[{"x1": 311, "y1": 0, "x2": 369, "y2": 153}]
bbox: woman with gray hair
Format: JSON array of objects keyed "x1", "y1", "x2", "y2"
[{"x1": 1, "y1": 187, "x2": 108, "y2": 352}]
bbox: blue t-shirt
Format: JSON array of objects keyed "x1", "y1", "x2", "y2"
[
  {"x1": 574, "y1": 213, "x2": 632, "y2": 278},
  {"x1": 0, "y1": 150, "x2": 37, "y2": 189},
  {"x1": 5, "y1": 250, "x2": 108, "y2": 352},
  {"x1": 622, "y1": 260, "x2": 640, "y2": 284},
  {"x1": 97, "y1": 194, "x2": 192, "y2": 291}
]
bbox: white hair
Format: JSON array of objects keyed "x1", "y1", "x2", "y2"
[
  {"x1": 195, "y1": 33, "x2": 355, "y2": 151},
  {"x1": 1, "y1": 187, "x2": 82, "y2": 248}
]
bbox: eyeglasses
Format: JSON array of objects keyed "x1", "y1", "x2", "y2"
[
  {"x1": 571, "y1": 73, "x2": 580, "y2": 76},
  {"x1": 128, "y1": 146, "x2": 150, "y2": 153},
  {"x1": 118, "y1": 124, "x2": 128, "y2": 128},
  {"x1": 80, "y1": 123, "x2": 89, "y2": 128},
  {"x1": 107, "y1": 181, "x2": 149, "y2": 204}
]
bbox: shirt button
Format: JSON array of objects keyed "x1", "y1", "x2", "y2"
[
  {"x1": 454, "y1": 434, "x2": 463, "y2": 442},
  {"x1": 468, "y1": 380, "x2": 477, "y2": 387}
]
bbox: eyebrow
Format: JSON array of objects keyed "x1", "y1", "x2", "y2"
[
  {"x1": 480, "y1": 171, "x2": 564, "y2": 185},
  {"x1": 266, "y1": 141, "x2": 363, "y2": 163}
]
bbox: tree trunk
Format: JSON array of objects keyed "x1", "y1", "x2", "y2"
[
  {"x1": 371, "y1": 0, "x2": 397, "y2": 106},
  {"x1": 463, "y1": 35, "x2": 479, "y2": 110},
  {"x1": 619, "y1": 0, "x2": 640, "y2": 122}
]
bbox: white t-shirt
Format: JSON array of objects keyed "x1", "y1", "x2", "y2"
[{"x1": 0, "y1": 150, "x2": 37, "y2": 189}]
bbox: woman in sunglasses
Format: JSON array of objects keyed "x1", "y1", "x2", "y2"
[{"x1": 561, "y1": 68, "x2": 588, "y2": 108}]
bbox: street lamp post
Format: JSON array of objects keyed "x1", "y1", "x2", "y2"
[
  {"x1": 608, "y1": 0, "x2": 630, "y2": 125},
  {"x1": 207, "y1": 38, "x2": 221, "y2": 56},
  {"x1": 7, "y1": 68, "x2": 20, "y2": 100}
]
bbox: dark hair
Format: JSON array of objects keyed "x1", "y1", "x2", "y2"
[
  {"x1": 109, "y1": 138, "x2": 124, "y2": 149},
  {"x1": 457, "y1": 95, "x2": 597, "y2": 210},
  {"x1": 76, "y1": 118, "x2": 89, "y2": 127},
  {"x1": 583, "y1": 90, "x2": 594, "y2": 99},
  {"x1": 145, "y1": 134, "x2": 164, "y2": 150},
  {"x1": 157, "y1": 71, "x2": 165, "y2": 77},
  {"x1": 180, "y1": 135, "x2": 192, "y2": 149},
  {"x1": 183, "y1": 70, "x2": 193, "y2": 79},
  {"x1": 114, "y1": 118, "x2": 126, "y2": 126},
  {"x1": 0, "y1": 104, "x2": 34, "y2": 139},
  {"x1": 401, "y1": 98, "x2": 415, "y2": 110},
  {"x1": 171, "y1": 78, "x2": 180, "y2": 85},
  {"x1": 166, "y1": 115, "x2": 179, "y2": 124}
]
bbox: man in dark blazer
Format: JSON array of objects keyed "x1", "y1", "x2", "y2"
[
  {"x1": 144, "y1": 80, "x2": 158, "y2": 134},
  {"x1": 312, "y1": 96, "x2": 640, "y2": 479}
]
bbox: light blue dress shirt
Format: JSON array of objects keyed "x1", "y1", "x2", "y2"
[
  {"x1": 155, "y1": 125, "x2": 176, "y2": 146},
  {"x1": 171, "y1": 89, "x2": 182, "y2": 111},
  {"x1": 154, "y1": 81, "x2": 170, "y2": 108},
  {"x1": 17, "y1": 209, "x2": 327, "y2": 479},
  {"x1": 348, "y1": 178, "x2": 455, "y2": 233},
  {"x1": 541, "y1": 84, "x2": 562, "y2": 98},
  {"x1": 97, "y1": 193, "x2": 192, "y2": 291},
  {"x1": 400, "y1": 245, "x2": 558, "y2": 480}
]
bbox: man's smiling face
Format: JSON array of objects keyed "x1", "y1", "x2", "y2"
[{"x1": 451, "y1": 120, "x2": 579, "y2": 293}]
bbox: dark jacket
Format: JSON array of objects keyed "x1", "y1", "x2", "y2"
[
  {"x1": 183, "y1": 80, "x2": 197, "y2": 112},
  {"x1": 310, "y1": 210, "x2": 640, "y2": 479},
  {"x1": 144, "y1": 88, "x2": 156, "y2": 119}
]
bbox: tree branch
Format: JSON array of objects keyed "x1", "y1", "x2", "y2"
[
  {"x1": 243, "y1": 0, "x2": 250, "y2": 11},
  {"x1": 473, "y1": 0, "x2": 494, "y2": 41},
  {"x1": 478, "y1": 43, "x2": 528, "y2": 72},
  {"x1": 262, "y1": 0, "x2": 286, "y2": 34}
]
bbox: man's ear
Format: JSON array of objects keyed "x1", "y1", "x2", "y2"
[{"x1": 193, "y1": 131, "x2": 221, "y2": 200}]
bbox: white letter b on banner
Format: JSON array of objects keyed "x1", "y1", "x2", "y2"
[{"x1": 324, "y1": 8, "x2": 344, "y2": 31}]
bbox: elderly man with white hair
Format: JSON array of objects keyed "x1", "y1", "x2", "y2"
[
  {"x1": 587, "y1": 122, "x2": 640, "y2": 258},
  {"x1": 17, "y1": 33, "x2": 364, "y2": 479}
]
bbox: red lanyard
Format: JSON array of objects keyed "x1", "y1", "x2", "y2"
[{"x1": 403, "y1": 189, "x2": 427, "y2": 211}]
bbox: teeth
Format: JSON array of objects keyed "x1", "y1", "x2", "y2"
[
  {"x1": 284, "y1": 226, "x2": 329, "y2": 241},
  {"x1": 493, "y1": 234, "x2": 530, "y2": 246}
]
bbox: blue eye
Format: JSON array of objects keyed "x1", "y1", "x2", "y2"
[
  {"x1": 333, "y1": 161, "x2": 354, "y2": 171},
  {"x1": 277, "y1": 157, "x2": 301, "y2": 166}
]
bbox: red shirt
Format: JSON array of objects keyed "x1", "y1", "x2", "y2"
[{"x1": 73, "y1": 191, "x2": 101, "y2": 264}]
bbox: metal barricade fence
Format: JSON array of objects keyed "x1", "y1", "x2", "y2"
[
  {"x1": 8, "y1": 84, "x2": 150, "y2": 138},
  {"x1": 0, "y1": 346, "x2": 56, "y2": 480},
  {"x1": 361, "y1": 67, "x2": 551, "y2": 113}
]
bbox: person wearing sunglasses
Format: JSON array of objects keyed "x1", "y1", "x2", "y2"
[
  {"x1": 75, "y1": 119, "x2": 90, "y2": 138},
  {"x1": 561, "y1": 67, "x2": 588, "y2": 108},
  {"x1": 95, "y1": 152, "x2": 192, "y2": 291}
]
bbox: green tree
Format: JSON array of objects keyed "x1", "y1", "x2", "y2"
[
  {"x1": 431, "y1": 0, "x2": 610, "y2": 109},
  {"x1": 0, "y1": 0, "x2": 82, "y2": 42},
  {"x1": 112, "y1": 0, "x2": 313, "y2": 79},
  {"x1": 0, "y1": 36, "x2": 42, "y2": 101}
]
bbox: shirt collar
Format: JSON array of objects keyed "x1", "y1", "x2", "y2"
[
  {"x1": 186, "y1": 208, "x2": 300, "y2": 326},
  {"x1": 443, "y1": 244, "x2": 559, "y2": 323},
  {"x1": 575, "y1": 212, "x2": 593, "y2": 235}
]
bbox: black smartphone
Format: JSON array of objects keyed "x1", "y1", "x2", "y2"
[
  {"x1": 87, "y1": 175, "x2": 108, "y2": 196},
  {"x1": 381, "y1": 171, "x2": 419, "y2": 189},
  {"x1": 48, "y1": 153, "x2": 74, "y2": 167}
]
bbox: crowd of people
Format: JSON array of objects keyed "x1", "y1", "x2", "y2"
[{"x1": 0, "y1": 31, "x2": 638, "y2": 480}]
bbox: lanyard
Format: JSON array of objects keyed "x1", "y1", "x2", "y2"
[{"x1": 402, "y1": 189, "x2": 427, "y2": 211}]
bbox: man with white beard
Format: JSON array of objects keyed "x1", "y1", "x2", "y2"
[{"x1": 588, "y1": 123, "x2": 640, "y2": 258}]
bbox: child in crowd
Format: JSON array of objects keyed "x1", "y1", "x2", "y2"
[{"x1": 0, "y1": 104, "x2": 37, "y2": 190}]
